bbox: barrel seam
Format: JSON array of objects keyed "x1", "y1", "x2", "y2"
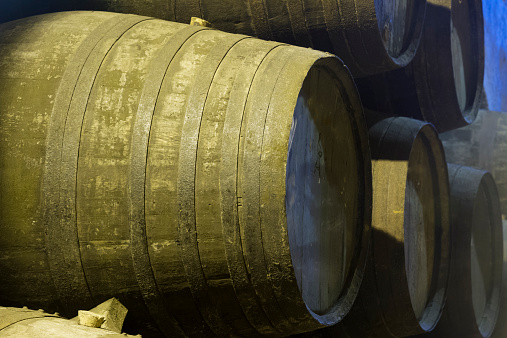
[
  {"x1": 177, "y1": 33, "x2": 250, "y2": 336},
  {"x1": 224, "y1": 42, "x2": 287, "y2": 335},
  {"x1": 128, "y1": 24, "x2": 208, "y2": 337},
  {"x1": 42, "y1": 14, "x2": 150, "y2": 315}
]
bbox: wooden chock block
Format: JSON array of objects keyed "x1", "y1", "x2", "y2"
[
  {"x1": 87, "y1": 298, "x2": 128, "y2": 333},
  {"x1": 78, "y1": 310, "x2": 105, "y2": 328}
]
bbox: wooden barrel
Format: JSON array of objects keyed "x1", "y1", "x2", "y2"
[
  {"x1": 312, "y1": 116, "x2": 451, "y2": 338},
  {"x1": 440, "y1": 110, "x2": 507, "y2": 219},
  {"x1": 0, "y1": 306, "x2": 135, "y2": 337},
  {"x1": 438, "y1": 110, "x2": 507, "y2": 338},
  {"x1": 293, "y1": 116, "x2": 451, "y2": 338},
  {"x1": 0, "y1": 0, "x2": 427, "y2": 77},
  {"x1": 0, "y1": 11, "x2": 371, "y2": 337},
  {"x1": 414, "y1": 164, "x2": 502, "y2": 338},
  {"x1": 356, "y1": 0, "x2": 484, "y2": 132}
]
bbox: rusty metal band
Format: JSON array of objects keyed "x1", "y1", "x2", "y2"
[
  {"x1": 286, "y1": 0, "x2": 312, "y2": 47},
  {"x1": 177, "y1": 34, "x2": 249, "y2": 336},
  {"x1": 322, "y1": 0, "x2": 368, "y2": 75},
  {"x1": 174, "y1": 0, "x2": 202, "y2": 24},
  {"x1": 42, "y1": 14, "x2": 149, "y2": 314},
  {"x1": 128, "y1": 25, "x2": 208, "y2": 337},
  {"x1": 247, "y1": 0, "x2": 273, "y2": 40}
]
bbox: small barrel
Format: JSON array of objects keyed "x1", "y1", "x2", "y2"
[
  {"x1": 0, "y1": 0, "x2": 427, "y2": 77},
  {"x1": 294, "y1": 116, "x2": 452, "y2": 338},
  {"x1": 338, "y1": 116, "x2": 451, "y2": 337},
  {"x1": 356, "y1": 0, "x2": 484, "y2": 132},
  {"x1": 415, "y1": 165, "x2": 502, "y2": 338},
  {"x1": 0, "y1": 11, "x2": 371, "y2": 337}
]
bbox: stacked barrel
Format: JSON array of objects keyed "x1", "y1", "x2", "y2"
[{"x1": 0, "y1": 0, "x2": 504, "y2": 337}]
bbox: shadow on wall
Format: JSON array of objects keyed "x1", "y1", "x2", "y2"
[{"x1": 483, "y1": 0, "x2": 507, "y2": 112}]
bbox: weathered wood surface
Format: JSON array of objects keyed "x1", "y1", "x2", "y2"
[
  {"x1": 0, "y1": 0, "x2": 426, "y2": 77},
  {"x1": 0, "y1": 11, "x2": 372, "y2": 337},
  {"x1": 0, "y1": 306, "x2": 134, "y2": 337},
  {"x1": 356, "y1": 0, "x2": 484, "y2": 132}
]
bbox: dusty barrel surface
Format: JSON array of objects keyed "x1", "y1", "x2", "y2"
[
  {"x1": 416, "y1": 165, "x2": 502, "y2": 338},
  {"x1": 357, "y1": 0, "x2": 484, "y2": 132},
  {"x1": 323, "y1": 116, "x2": 451, "y2": 338},
  {"x1": 0, "y1": 306, "x2": 132, "y2": 337},
  {"x1": 60, "y1": 0, "x2": 427, "y2": 77},
  {"x1": 0, "y1": 11, "x2": 371, "y2": 337}
]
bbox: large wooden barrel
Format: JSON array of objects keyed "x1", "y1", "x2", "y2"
[
  {"x1": 1, "y1": 0, "x2": 427, "y2": 77},
  {"x1": 296, "y1": 116, "x2": 451, "y2": 338},
  {"x1": 0, "y1": 11, "x2": 372, "y2": 337},
  {"x1": 414, "y1": 164, "x2": 502, "y2": 338},
  {"x1": 356, "y1": 0, "x2": 484, "y2": 132}
]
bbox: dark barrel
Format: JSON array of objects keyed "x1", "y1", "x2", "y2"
[
  {"x1": 414, "y1": 164, "x2": 502, "y2": 338},
  {"x1": 0, "y1": 11, "x2": 371, "y2": 337},
  {"x1": 0, "y1": 0, "x2": 427, "y2": 77},
  {"x1": 437, "y1": 110, "x2": 507, "y2": 338},
  {"x1": 356, "y1": 0, "x2": 484, "y2": 132}
]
